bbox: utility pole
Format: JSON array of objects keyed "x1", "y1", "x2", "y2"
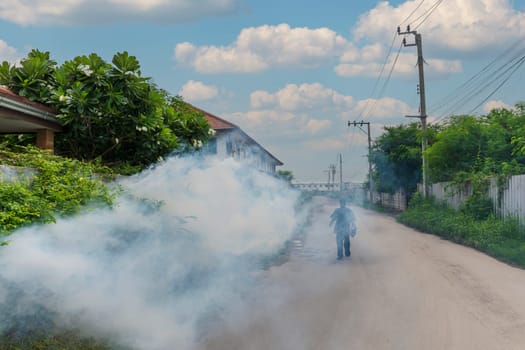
[
  {"x1": 330, "y1": 164, "x2": 336, "y2": 191},
  {"x1": 339, "y1": 153, "x2": 343, "y2": 193},
  {"x1": 398, "y1": 25, "x2": 428, "y2": 198},
  {"x1": 348, "y1": 120, "x2": 373, "y2": 203}
]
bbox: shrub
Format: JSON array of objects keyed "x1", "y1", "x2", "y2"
[
  {"x1": 0, "y1": 145, "x2": 116, "y2": 235},
  {"x1": 398, "y1": 196, "x2": 525, "y2": 267}
]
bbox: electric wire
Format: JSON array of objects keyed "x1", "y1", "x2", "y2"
[
  {"x1": 363, "y1": 42, "x2": 404, "y2": 120},
  {"x1": 429, "y1": 38, "x2": 524, "y2": 117},
  {"x1": 430, "y1": 41, "x2": 525, "y2": 123},
  {"x1": 355, "y1": 0, "x2": 427, "y2": 122},
  {"x1": 467, "y1": 55, "x2": 525, "y2": 114},
  {"x1": 356, "y1": 32, "x2": 399, "y2": 120},
  {"x1": 411, "y1": 0, "x2": 446, "y2": 30},
  {"x1": 399, "y1": 0, "x2": 427, "y2": 25}
]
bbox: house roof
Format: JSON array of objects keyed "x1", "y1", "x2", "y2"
[
  {"x1": 191, "y1": 104, "x2": 284, "y2": 166},
  {"x1": 0, "y1": 86, "x2": 62, "y2": 133}
]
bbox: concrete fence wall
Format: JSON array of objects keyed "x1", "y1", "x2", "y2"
[
  {"x1": 371, "y1": 190, "x2": 407, "y2": 211},
  {"x1": 430, "y1": 174, "x2": 525, "y2": 225}
]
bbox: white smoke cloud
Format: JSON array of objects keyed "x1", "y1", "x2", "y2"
[{"x1": 0, "y1": 155, "x2": 304, "y2": 349}]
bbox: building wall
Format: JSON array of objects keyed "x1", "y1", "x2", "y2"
[{"x1": 206, "y1": 129, "x2": 279, "y2": 174}]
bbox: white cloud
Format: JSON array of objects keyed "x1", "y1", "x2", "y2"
[
  {"x1": 178, "y1": 80, "x2": 218, "y2": 102},
  {"x1": 224, "y1": 109, "x2": 332, "y2": 139},
  {"x1": 304, "y1": 138, "x2": 345, "y2": 151},
  {"x1": 174, "y1": 23, "x2": 349, "y2": 73},
  {"x1": 351, "y1": 97, "x2": 415, "y2": 120},
  {"x1": 353, "y1": 0, "x2": 525, "y2": 54},
  {"x1": 335, "y1": 52, "x2": 462, "y2": 78},
  {"x1": 483, "y1": 100, "x2": 513, "y2": 113},
  {"x1": 303, "y1": 119, "x2": 331, "y2": 134},
  {"x1": 0, "y1": 40, "x2": 21, "y2": 63},
  {"x1": 0, "y1": 0, "x2": 241, "y2": 25},
  {"x1": 225, "y1": 110, "x2": 301, "y2": 131},
  {"x1": 250, "y1": 83, "x2": 353, "y2": 111}
]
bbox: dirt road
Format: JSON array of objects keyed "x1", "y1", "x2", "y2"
[{"x1": 204, "y1": 197, "x2": 525, "y2": 350}]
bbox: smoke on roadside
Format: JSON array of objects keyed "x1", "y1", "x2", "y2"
[{"x1": 0, "y1": 155, "x2": 306, "y2": 350}]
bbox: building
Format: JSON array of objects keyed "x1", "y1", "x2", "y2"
[
  {"x1": 0, "y1": 86, "x2": 62, "y2": 151},
  {"x1": 197, "y1": 107, "x2": 283, "y2": 174}
]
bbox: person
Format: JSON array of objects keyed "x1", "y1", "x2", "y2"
[{"x1": 329, "y1": 198, "x2": 356, "y2": 260}]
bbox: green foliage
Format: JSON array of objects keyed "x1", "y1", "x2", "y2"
[
  {"x1": 399, "y1": 195, "x2": 525, "y2": 267},
  {"x1": 0, "y1": 145, "x2": 116, "y2": 235},
  {"x1": 0, "y1": 50, "x2": 56, "y2": 101},
  {"x1": 0, "y1": 330, "x2": 112, "y2": 350},
  {"x1": 370, "y1": 123, "x2": 430, "y2": 194},
  {"x1": 426, "y1": 115, "x2": 487, "y2": 182},
  {"x1": 427, "y1": 106, "x2": 525, "y2": 183},
  {"x1": 0, "y1": 49, "x2": 212, "y2": 171},
  {"x1": 461, "y1": 194, "x2": 493, "y2": 220},
  {"x1": 277, "y1": 169, "x2": 294, "y2": 182}
]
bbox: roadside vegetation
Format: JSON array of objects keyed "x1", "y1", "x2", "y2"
[
  {"x1": 0, "y1": 49, "x2": 212, "y2": 173},
  {"x1": 0, "y1": 145, "x2": 117, "y2": 236},
  {"x1": 0, "y1": 50, "x2": 214, "y2": 348},
  {"x1": 370, "y1": 103, "x2": 525, "y2": 267},
  {"x1": 398, "y1": 194, "x2": 525, "y2": 267}
]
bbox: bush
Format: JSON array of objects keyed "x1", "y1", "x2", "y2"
[
  {"x1": 0, "y1": 145, "x2": 117, "y2": 235},
  {"x1": 398, "y1": 196, "x2": 525, "y2": 267},
  {"x1": 461, "y1": 194, "x2": 493, "y2": 220}
]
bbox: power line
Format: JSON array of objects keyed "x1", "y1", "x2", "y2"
[
  {"x1": 400, "y1": 0, "x2": 427, "y2": 25},
  {"x1": 356, "y1": 32, "x2": 400, "y2": 120},
  {"x1": 429, "y1": 38, "x2": 525, "y2": 117},
  {"x1": 355, "y1": 1, "x2": 430, "y2": 122},
  {"x1": 430, "y1": 40, "x2": 525, "y2": 123},
  {"x1": 467, "y1": 55, "x2": 525, "y2": 114},
  {"x1": 363, "y1": 42, "x2": 404, "y2": 120},
  {"x1": 411, "y1": 0, "x2": 446, "y2": 30}
]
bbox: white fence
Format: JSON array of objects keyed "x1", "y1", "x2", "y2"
[
  {"x1": 429, "y1": 174, "x2": 525, "y2": 225},
  {"x1": 489, "y1": 174, "x2": 525, "y2": 224},
  {"x1": 371, "y1": 190, "x2": 407, "y2": 211}
]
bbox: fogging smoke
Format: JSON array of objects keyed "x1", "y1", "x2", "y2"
[{"x1": 0, "y1": 156, "x2": 303, "y2": 349}]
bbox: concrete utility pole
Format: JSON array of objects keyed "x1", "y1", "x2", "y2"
[
  {"x1": 398, "y1": 25, "x2": 428, "y2": 198},
  {"x1": 330, "y1": 164, "x2": 337, "y2": 191},
  {"x1": 348, "y1": 120, "x2": 373, "y2": 203},
  {"x1": 339, "y1": 153, "x2": 343, "y2": 193}
]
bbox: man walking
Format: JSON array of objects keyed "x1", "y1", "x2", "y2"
[{"x1": 329, "y1": 199, "x2": 356, "y2": 260}]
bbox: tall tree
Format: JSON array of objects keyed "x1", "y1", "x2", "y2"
[
  {"x1": 426, "y1": 115, "x2": 487, "y2": 182},
  {"x1": 0, "y1": 49, "x2": 211, "y2": 169},
  {"x1": 370, "y1": 123, "x2": 425, "y2": 194}
]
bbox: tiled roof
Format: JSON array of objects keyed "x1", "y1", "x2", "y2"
[
  {"x1": 189, "y1": 103, "x2": 283, "y2": 166},
  {"x1": 193, "y1": 106, "x2": 237, "y2": 130},
  {"x1": 0, "y1": 86, "x2": 57, "y2": 114}
]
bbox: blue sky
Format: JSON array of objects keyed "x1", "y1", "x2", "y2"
[{"x1": 1, "y1": 0, "x2": 524, "y2": 182}]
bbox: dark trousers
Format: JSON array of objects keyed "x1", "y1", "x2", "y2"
[{"x1": 336, "y1": 233, "x2": 351, "y2": 259}]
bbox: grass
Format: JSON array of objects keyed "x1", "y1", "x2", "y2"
[
  {"x1": 0, "y1": 330, "x2": 113, "y2": 350},
  {"x1": 398, "y1": 195, "x2": 525, "y2": 267}
]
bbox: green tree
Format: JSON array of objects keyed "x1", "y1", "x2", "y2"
[
  {"x1": 370, "y1": 123, "x2": 426, "y2": 194},
  {"x1": 0, "y1": 50, "x2": 211, "y2": 170},
  {"x1": 427, "y1": 105, "x2": 525, "y2": 183},
  {"x1": 426, "y1": 115, "x2": 487, "y2": 182},
  {"x1": 277, "y1": 169, "x2": 294, "y2": 182}
]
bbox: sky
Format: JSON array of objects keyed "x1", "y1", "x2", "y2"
[{"x1": 0, "y1": 0, "x2": 524, "y2": 183}]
